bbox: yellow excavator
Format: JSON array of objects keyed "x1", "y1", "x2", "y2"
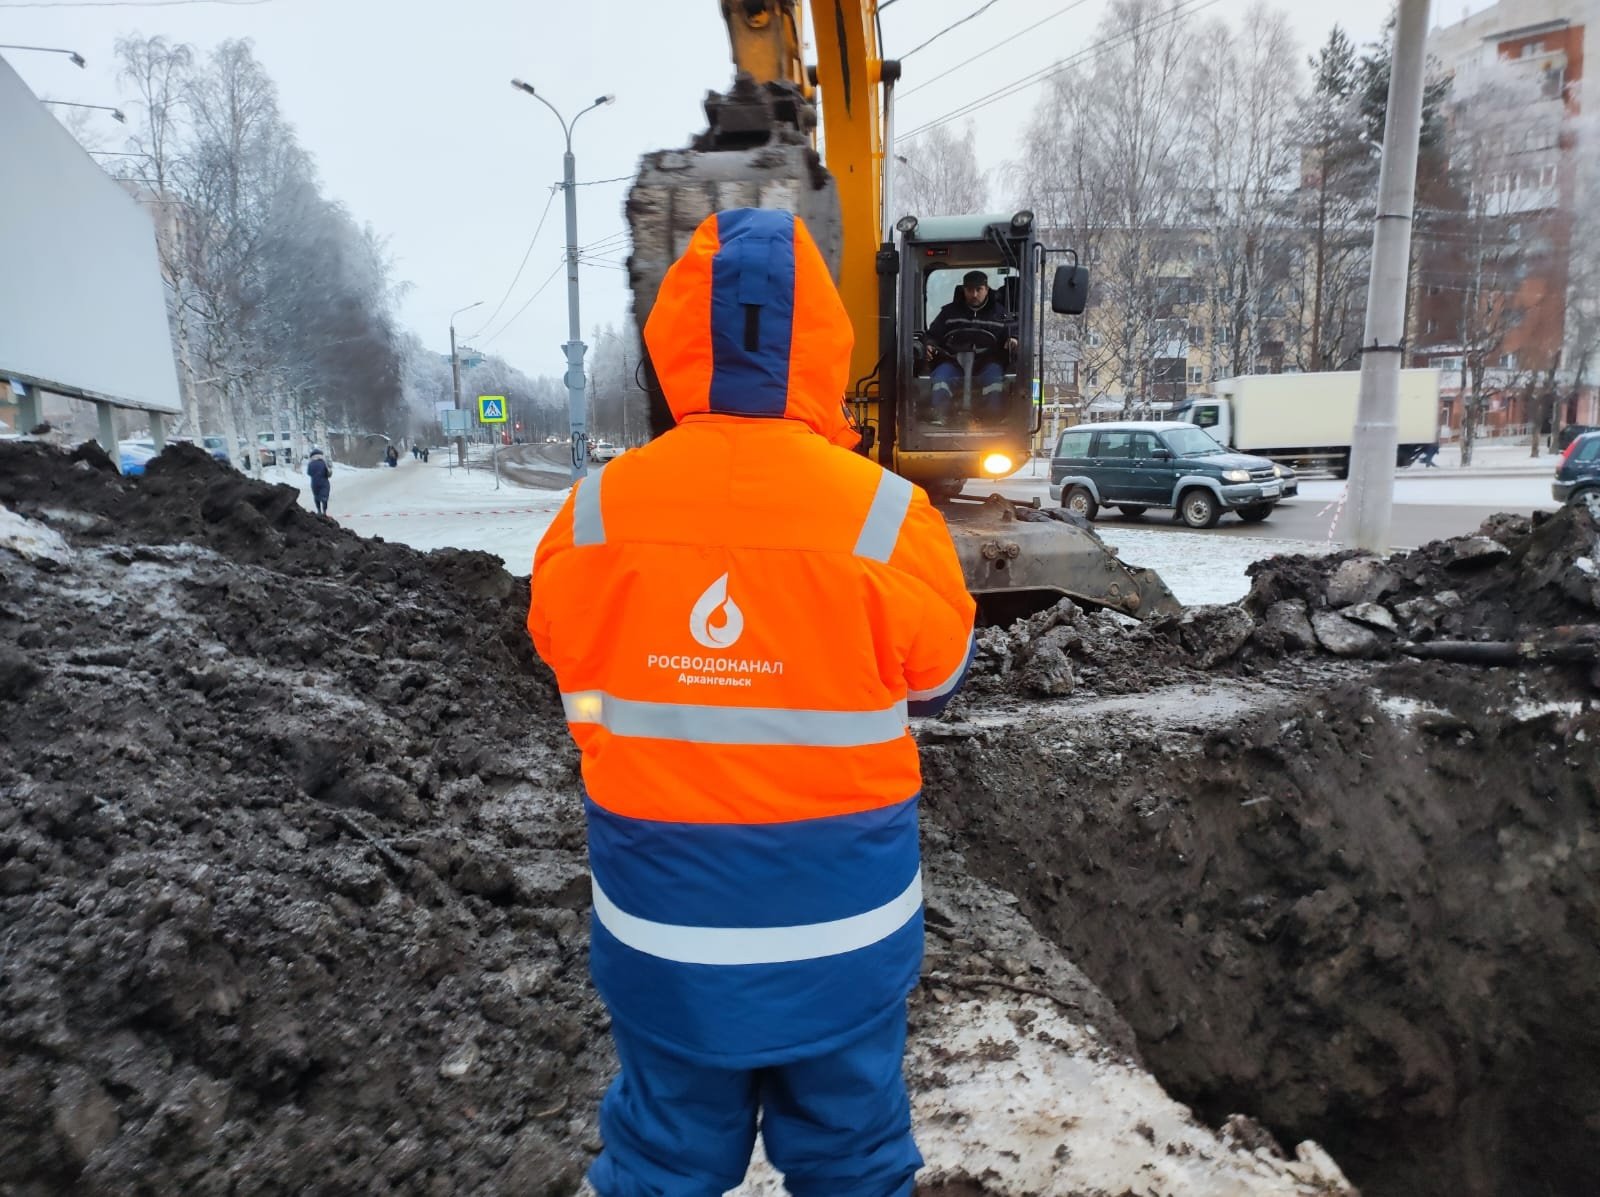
[{"x1": 626, "y1": 0, "x2": 1179, "y2": 622}]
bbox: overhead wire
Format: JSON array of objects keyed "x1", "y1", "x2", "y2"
[
  {"x1": 899, "y1": 0, "x2": 1006, "y2": 60},
  {"x1": 896, "y1": 0, "x2": 1222, "y2": 142},
  {"x1": 479, "y1": 259, "x2": 566, "y2": 347},
  {"x1": 896, "y1": 0, "x2": 1095, "y2": 100},
  {"x1": 466, "y1": 187, "x2": 557, "y2": 340}
]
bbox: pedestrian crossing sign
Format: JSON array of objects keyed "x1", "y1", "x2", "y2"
[{"x1": 477, "y1": 395, "x2": 507, "y2": 424}]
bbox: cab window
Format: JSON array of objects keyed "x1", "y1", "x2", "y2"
[
  {"x1": 1130, "y1": 431, "x2": 1163, "y2": 459},
  {"x1": 1055, "y1": 429, "x2": 1092, "y2": 459},
  {"x1": 1190, "y1": 405, "x2": 1220, "y2": 429},
  {"x1": 1093, "y1": 430, "x2": 1134, "y2": 459}
]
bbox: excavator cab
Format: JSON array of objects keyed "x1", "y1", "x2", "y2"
[{"x1": 885, "y1": 210, "x2": 1077, "y2": 500}]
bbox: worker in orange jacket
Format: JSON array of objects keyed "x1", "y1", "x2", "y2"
[{"x1": 529, "y1": 208, "x2": 976, "y2": 1197}]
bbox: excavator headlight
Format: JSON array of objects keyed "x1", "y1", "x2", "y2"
[
  {"x1": 981, "y1": 453, "x2": 1013, "y2": 476},
  {"x1": 1010, "y1": 209, "x2": 1034, "y2": 231},
  {"x1": 895, "y1": 215, "x2": 919, "y2": 236}
]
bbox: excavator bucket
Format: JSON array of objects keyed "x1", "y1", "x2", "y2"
[
  {"x1": 627, "y1": 141, "x2": 842, "y2": 436},
  {"x1": 945, "y1": 495, "x2": 1183, "y2": 626}
]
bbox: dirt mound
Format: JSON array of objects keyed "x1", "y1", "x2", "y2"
[
  {"x1": 0, "y1": 442, "x2": 607, "y2": 1195},
  {"x1": 1244, "y1": 503, "x2": 1600, "y2": 663}
]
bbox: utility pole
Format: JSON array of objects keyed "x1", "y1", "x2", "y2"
[
  {"x1": 449, "y1": 301, "x2": 482, "y2": 467},
  {"x1": 1346, "y1": 0, "x2": 1431, "y2": 552},
  {"x1": 511, "y1": 79, "x2": 614, "y2": 484}
]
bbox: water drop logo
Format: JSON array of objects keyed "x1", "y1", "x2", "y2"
[{"x1": 689, "y1": 573, "x2": 744, "y2": 650}]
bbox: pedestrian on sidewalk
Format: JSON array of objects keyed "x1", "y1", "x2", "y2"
[
  {"x1": 1417, "y1": 442, "x2": 1440, "y2": 468},
  {"x1": 305, "y1": 449, "x2": 332, "y2": 517},
  {"x1": 529, "y1": 209, "x2": 975, "y2": 1197}
]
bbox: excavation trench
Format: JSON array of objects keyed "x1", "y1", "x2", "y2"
[{"x1": 921, "y1": 665, "x2": 1600, "y2": 1197}]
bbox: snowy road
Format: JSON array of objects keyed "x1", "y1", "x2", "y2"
[
  {"x1": 266, "y1": 448, "x2": 1561, "y2": 609},
  {"x1": 273, "y1": 454, "x2": 569, "y2": 575}
]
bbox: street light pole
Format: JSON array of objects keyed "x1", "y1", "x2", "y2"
[
  {"x1": 41, "y1": 99, "x2": 126, "y2": 122},
  {"x1": 450, "y1": 301, "x2": 483, "y2": 467},
  {"x1": 0, "y1": 44, "x2": 87, "y2": 67},
  {"x1": 511, "y1": 79, "x2": 614, "y2": 484}
]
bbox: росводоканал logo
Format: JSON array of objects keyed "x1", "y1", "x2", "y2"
[{"x1": 689, "y1": 573, "x2": 744, "y2": 650}]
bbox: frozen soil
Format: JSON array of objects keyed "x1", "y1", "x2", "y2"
[
  {"x1": 0, "y1": 442, "x2": 1354, "y2": 1196},
  {"x1": 4, "y1": 441, "x2": 1597, "y2": 1196}
]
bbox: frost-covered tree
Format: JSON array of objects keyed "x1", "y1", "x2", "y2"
[
  {"x1": 893, "y1": 122, "x2": 988, "y2": 220},
  {"x1": 108, "y1": 36, "x2": 407, "y2": 468}
]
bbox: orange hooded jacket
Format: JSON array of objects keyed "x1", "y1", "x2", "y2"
[{"x1": 528, "y1": 208, "x2": 975, "y2": 1065}]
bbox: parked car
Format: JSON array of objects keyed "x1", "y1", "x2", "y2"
[
  {"x1": 1557, "y1": 424, "x2": 1600, "y2": 452},
  {"x1": 1552, "y1": 430, "x2": 1600, "y2": 507},
  {"x1": 1049, "y1": 420, "x2": 1289, "y2": 528},
  {"x1": 589, "y1": 440, "x2": 623, "y2": 463},
  {"x1": 118, "y1": 441, "x2": 159, "y2": 476},
  {"x1": 256, "y1": 431, "x2": 294, "y2": 466},
  {"x1": 201, "y1": 435, "x2": 230, "y2": 464}
]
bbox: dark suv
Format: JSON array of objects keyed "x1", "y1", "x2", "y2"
[
  {"x1": 1553, "y1": 430, "x2": 1600, "y2": 507},
  {"x1": 1049, "y1": 420, "x2": 1290, "y2": 528}
]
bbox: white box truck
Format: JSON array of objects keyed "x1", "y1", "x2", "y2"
[{"x1": 1173, "y1": 369, "x2": 1441, "y2": 477}]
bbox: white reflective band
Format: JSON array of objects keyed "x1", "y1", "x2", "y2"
[
  {"x1": 854, "y1": 470, "x2": 914, "y2": 562},
  {"x1": 592, "y1": 870, "x2": 923, "y2": 965},
  {"x1": 908, "y1": 631, "x2": 975, "y2": 702},
  {"x1": 562, "y1": 691, "x2": 909, "y2": 747},
  {"x1": 573, "y1": 471, "x2": 605, "y2": 546}
]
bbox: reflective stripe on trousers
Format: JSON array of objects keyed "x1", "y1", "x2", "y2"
[{"x1": 592, "y1": 869, "x2": 923, "y2": 965}]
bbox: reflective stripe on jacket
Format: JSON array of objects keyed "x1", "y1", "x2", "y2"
[{"x1": 529, "y1": 209, "x2": 975, "y2": 1066}]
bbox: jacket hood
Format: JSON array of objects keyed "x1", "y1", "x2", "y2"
[{"x1": 643, "y1": 209, "x2": 857, "y2": 447}]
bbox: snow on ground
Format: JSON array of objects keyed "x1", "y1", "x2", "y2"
[
  {"x1": 992, "y1": 470, "x2": 1331, "y2": 606},
  {"x1": 731, "y1": 996, "x2": 1349, "y2": 1196},
  {"x1": 0, "y1": 505, "x2": 74, "y2": 566},
  {"x1": 261, "y1": 455, "x2": 569, "y2": 574},
  {"x1": 1096, "y1": 526, "x2": 1331, "y2": 605},
  {"x1": 1297, "y1": 474, "x2": 1559, "y2": 510},
  {"x1": 254, "y1": 457, "x2": 1323, "y2": 606}
]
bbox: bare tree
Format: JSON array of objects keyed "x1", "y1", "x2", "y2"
[
  {"x1": 1187, "y1": 4, "x2": 1302, "y2": 380},
  {"x1": 893, "y1": 122, "x2": 988, "y2": 220},
  {"x1": 1422, "y1": 58, "x2": 1553, "y2": 465},
  {"x1": 116, "y1": 36, "x2": 203, "y2": 433}
]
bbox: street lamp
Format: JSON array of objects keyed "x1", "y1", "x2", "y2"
[
  {"x1": 450, "y1": 300, "x2": 484, "y2": 467},
  {"x1": 0, "y1": 44, "x2": 86, "y2": 67},
  {"x1": 41, "y1": 100, "x2": 126, "y2": 122},
  {"x1": 510, "y1": 78, "x2": 614, "y2": 483}
]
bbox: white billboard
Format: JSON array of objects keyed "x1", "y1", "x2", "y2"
[{"x1": 0, "y1": 56, "x2": 181, "y2": 414}]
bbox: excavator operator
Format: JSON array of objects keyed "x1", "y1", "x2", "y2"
[
  {"x1": 925, "y1": 269, "x2": 1019, "y2": 425},
  {"x1": 529, "y1": 208, "x2": 976, "y2": 1196}
]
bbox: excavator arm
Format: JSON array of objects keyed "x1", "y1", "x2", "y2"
[{"x1": 624, "y1": 3, "x2": 1182, "y2": 623}]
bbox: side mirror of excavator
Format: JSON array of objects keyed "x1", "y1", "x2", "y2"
[{"x1": 1051, "y1": 265, "x2": 1090, "y2": 315}]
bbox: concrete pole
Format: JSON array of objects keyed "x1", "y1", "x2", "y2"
[
  {"x1": 1346, "y1": 0, "x2": 1431, "y2": 553},
  {"x1": 149, "y1": 411, "x2": 166, "y2": 450},
  {"x1": 16, "y1": 384, "x2": 42, "y2": 432},
  {"x1": 96, "y1": 401, "x2": 119, "y2": 469},
  {"x1": 451, "y1": 320, "x2": 465, "y2": 467},
  {"x1": 561, "y1": 145, "x2": 589, "y2": 484}
]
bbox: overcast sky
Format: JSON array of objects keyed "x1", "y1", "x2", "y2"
[{"x1": 6, "y1": 0, "x2": 1495, "y2": 381}]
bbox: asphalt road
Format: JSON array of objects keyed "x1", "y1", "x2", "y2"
[
  {"x1": 991, "y1": 469, "x2": 1561, "y2": 550},
  {"x1": 1076, "y1": 497, "x2": 1520, "y2": 550}
]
